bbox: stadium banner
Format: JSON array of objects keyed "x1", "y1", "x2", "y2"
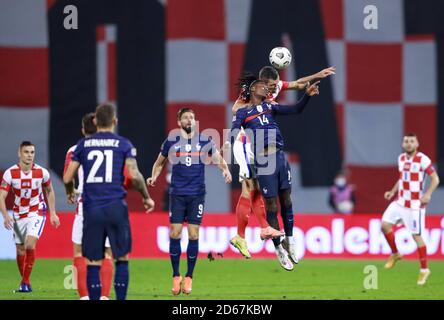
[{"x1": 1, "y1": 213, "x2": 443, "y2": 260}]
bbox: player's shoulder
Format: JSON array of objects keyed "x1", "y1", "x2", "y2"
[
  {"x1": 4, "y1": 164, "x2": 19, "y2": 173},
  {"x1": 67, "y1": 144, "x2": 77, "y2": 154},
  {"x1": 32, "y1": 163, "x2": 50, "y2": 175},
  {"x1": 415, "y1": 151, "x2": 431, "y2": 162},
  {"x1": 398, "y1": 153, "x2": 406, "y2": 162}
]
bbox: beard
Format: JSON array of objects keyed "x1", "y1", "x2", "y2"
[{"x1": 182, "y1": 125, "x2": 192, "y2": 134}]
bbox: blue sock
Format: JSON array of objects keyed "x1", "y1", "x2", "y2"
[
  {"x1": 186, "y1": 239, "x2": 199, "y2": 278},
  {"x1": 169, "y1": 238, "x2": 181, "y2": 277},
  {"x1": 86, "y1": 265, "x2": 101, "y2": 300},
  {"x1": 266, "y1": 211, "x2": 281, "y2": 247},
  {"x1": 281, "y1": 204, "x2": 294, "y2": 237},
  {"x1": 114, "y1": 261, "x2": 129, "y2": 300}
]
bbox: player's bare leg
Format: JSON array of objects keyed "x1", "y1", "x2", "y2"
[
  {"x1": 279, "y1": 189, "x2": 298, "y2": 264},
  {"x1": 100, "y1": 248, "x2": 114, "y2": 300},
  {"x1": 170, "y1": 223, "x2": 183, "y2": 295},
  {"x1": 183, "y1": 224, "x2": 200, "y2": 295},
  {"x1": 265, "y1": 197, "x2": 293, "y2": 271},
  {"x1": 412, "y1": 234, "x2": 430, "y2": 285},
  {"x1": 73, "y1": 243, "x2": 89, "y2": 299},
  {"x1": 381, "y1": 222, "x2": 402, "y2": 269}
]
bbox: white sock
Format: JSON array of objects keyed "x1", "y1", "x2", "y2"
[{"x1": 287, "y1": 236, "x2": 295, "y2": 245}]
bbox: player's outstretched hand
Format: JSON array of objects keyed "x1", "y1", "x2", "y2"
[
  {"x1": 223, "y1": 169, "x2": 232, "y2": 183},
  {"x1": 143, "y1": 197, "x2": 155, "y2": 213},
  {"x1": 50, "y1": 213, "x2": 60, "y2": 228},
  {"x1": 306, "y1": 81, "x2": 320, "y2": 96},
  {"x1": 317, "y1": 66, "x2": 336, "y2": 78},
  {"x1": 3, "y1": 215, "x2": 13, "y2": 230},
  {"x1": 384, "y1": 191, "x2": 394, "y2": 200},
  {"x1": 146, "y1": 177, "x2": 156, "y2": 187}
]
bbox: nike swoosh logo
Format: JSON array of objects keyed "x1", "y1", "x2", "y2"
[{"x1": 247, "y1": 109, "x2": 254, "y2": 114}]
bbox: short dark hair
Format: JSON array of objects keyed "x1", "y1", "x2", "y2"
[
  {"x1": 20, "y1": 141, "x2": 34, "y2": 149},
  {"x1": 259, "y1": 66, "x2": 279, "y2": 80},
  {"x1": 177, "y1": 108, "x2": 195, "y2": 120},
  {"x1": 404, "y1": 132, "x2": 418, "y2": 139},
  {"x1": 82, "y1": 112, "x2": 97, "y2": 135},
  {"x1": 95, "y1": 103, "x2": 116, "y2": 127}
]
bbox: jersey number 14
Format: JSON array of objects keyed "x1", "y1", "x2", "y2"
[{"x1": 86, "y1": 150, "x2": 113, "y2": 183}]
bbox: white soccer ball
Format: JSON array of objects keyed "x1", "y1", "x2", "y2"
[{"x1": 269, "y1": 47, "x2": 292, "y2": 70}]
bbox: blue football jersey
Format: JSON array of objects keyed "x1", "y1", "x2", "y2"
[
  {"x1": 160, "y1": 133, "x2": 216, "y2": 196},
  {"x1": 231, "y1": 94, "x2": 311, "y2": 154},
  {"x1": 72, "y1": 131, "x2": 137, "y2": 210}
]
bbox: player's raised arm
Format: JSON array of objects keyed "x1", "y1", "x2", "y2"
[
  {"x1": 286, "y1": 66, "x2": 336, "y2": 90},
  {"x1": 272, "y1": 81, "x2": 320, "y2": 115},
  {"x1": 146, "y1": 153, "x2": 168, "y2": 187},
  {"x1": 63, "y1": 160, "x2": 80, "y2": 204},
  {"x1": 126, "y1": 157, "x2": 155, "y2": 212}
]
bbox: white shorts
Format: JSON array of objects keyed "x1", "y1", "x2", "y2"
[
  {"x1": 72, "y1": 214, "x2": 111, "y2": 248},
  {"x1": 382, "y1": 201, "x2": 426, "y2": 235},
  {"x1": 13, "y1": 215, "x2": 46, "y2": 245},
  {"x1": 233, "y1": 137, "x2": 254, "y2": 183}
]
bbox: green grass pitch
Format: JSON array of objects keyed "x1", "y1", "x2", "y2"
[{"x1": 0, "y1": 259, "x2": 443, "y2": 300}]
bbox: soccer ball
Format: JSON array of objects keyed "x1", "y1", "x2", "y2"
[{"x1": 269, "y1": 47, "x2": 292, "y2": 70}]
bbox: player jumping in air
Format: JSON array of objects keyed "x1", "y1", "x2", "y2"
[
  {"x1": 64, "y1": 103, "x2": 155, "y2": 300},
  {"x1": 230, "y1": 77, "x2": 320, "y2": 271},
  {"x1": 229, "y1": 66, "x2": 334, "y2": 261},
  {"x1": 0, "y1": 141, "x2": 60, "y2": 293},
  {"x1": 147, "y1": 107, "x2": 232, "y2": 296},
  {"x1": 381, "y1": 133, "x2": 440, "y2": 285},
  {"x1": 64, "y1": 113, "x2": 114, "y2": 300}
]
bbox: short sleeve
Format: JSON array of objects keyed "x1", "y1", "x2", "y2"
[
  {"x1": 71, "y1": 139, "x2": 84, "y2": 162},
  {"x1": 0, "y1": 170, "x2": 11, "y2": 192},
  {"x1": 160, "y1": 139, "x2": 171, "y2": 157},
  {"x1": 420, "y1": 154, "x2": 435, "y2": 175},
  {"x1": 64, "y1": 148, "x2": 74, "y2": 174},
  {"x1": 124, "y1": 139, "x2": 137, "y2": 159},
  {"x1": 42, "y1": 168, "x2": 51, "y2": 187}
]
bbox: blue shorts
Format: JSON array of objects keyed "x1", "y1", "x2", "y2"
[
  {"x1": 82, "y1": 200, "x2": 131, "y2": 261},
  {"x1": 256, "y1": 150, "x2": 292, "y2": 198},
  {"x1": 169, "y1": 195, "x2": 205, "y2": 225}
]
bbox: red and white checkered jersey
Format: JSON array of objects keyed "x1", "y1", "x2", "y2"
[
  {"x1": 64, "y1": 144, "x2": 84, "y2": 215},
  {"x1": 396, "y1": 152, "x2": 436, "y2": 209},
  {"x1": 267, "y1": 80, "x2": 289, "y2": 102},
  {"x1": 0, "y1": 163, "x2": 50, "y2": 219}
]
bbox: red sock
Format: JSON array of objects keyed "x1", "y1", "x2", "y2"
[
  {"x1": 100, "y1": 258, "x2": 114, "y2": 298},
  {"x1": 236, "y1": 196, "x2": 250, "y2": 238},
  {"x1": 73, "y1": 256, "x2": 88, "y2": 298},
  {"x1": 384, "y1": 231, "x2": 398, "y2": 254},
  {"x1": 418, "y1": 245, "x2": 428, "y2": 269},
  {"x1": 16, "y1": 255, "x2": 25, "y2": 277},
  {"x1": 250, "y1": 190, "x2": 269, "y2": 228},
  {"x1": 22, "y1": 249, "x2": 35, "y2": 285}
]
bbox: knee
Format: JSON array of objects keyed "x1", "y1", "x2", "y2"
[
  {"x1": 16, "y1": 246, "x2": 25, "y2": 256},
  {"x1": 170, "y1": 230, "x2": 181, "y2": 239},
  {"x1": 24, "y1": 241, "x2": 36, "y2": 251},
  {"x1": 188, "y1": 233, "x2": 199, "y2": 241},
  {"x1": 381, "y1": 222, "x2": 392, "y2": 234}
]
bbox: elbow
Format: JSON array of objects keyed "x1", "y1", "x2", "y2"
[{"x1": 62, "y1": 175, "x2": 70, "y2": 185}]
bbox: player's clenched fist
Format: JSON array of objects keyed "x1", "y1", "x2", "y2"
[
  {"x1": 50, "y1": 212, "x2": 60, "y2": 228},
  {"x1": 384, "y1": 191, "x2": 395, "y2": 200},
  {"x1": 143, "y1": 197, "x2": 155, "y2": 213},
  {"x1": 146, "y1": 177, "x2": 156, "y2": 187}
]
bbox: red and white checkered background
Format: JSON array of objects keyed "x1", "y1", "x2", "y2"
[{"x1": 0, "y1": 0, "x2": 442, "y2": 214}]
